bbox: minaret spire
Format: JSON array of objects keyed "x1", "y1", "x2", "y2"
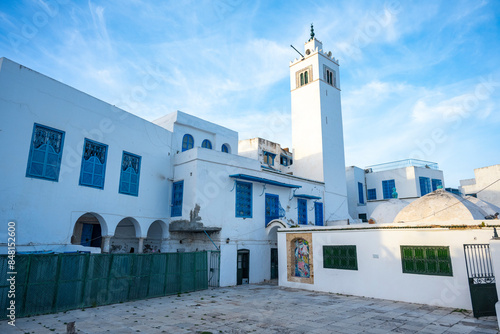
[{"x1": 309, "y1": 23, "x2": 315, "y2": 41}]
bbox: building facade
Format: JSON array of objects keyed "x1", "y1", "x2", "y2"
[{"x1": 460, "y1": 164, "x2": 500, "y2": 208}]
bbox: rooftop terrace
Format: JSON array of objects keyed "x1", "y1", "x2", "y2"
[{"x1": 366, "y1": 159, "x2": 439, "y2": 173}]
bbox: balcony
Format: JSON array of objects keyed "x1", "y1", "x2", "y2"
[{"x1": 366, "y1": 159, "x2": 439, "y2": 173}]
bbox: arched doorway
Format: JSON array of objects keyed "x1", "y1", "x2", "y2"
[
  {"x1": 266, "y1": 220, "x2": 285, "y2": 280},
  {"x1": 72, "y1": 213, "x2": 105, "y2": 250},
  {"x1": 237, "y1": 249, "x2": 250, "y2": 285},
  {"x1": 143, "y1": 220, "x2": 167, "y2": 253},
  {"x1": 110, "y1": 217, "x2": 141, "y2": 253}
]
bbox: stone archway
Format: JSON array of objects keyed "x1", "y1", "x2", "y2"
[
  {"x1": 72, "y1": 212, "x2": 107, "y2": 251},
  {"x1": 143, "y1": 220, "x2": 167, "y2": 253},
  {"x1": 110, "y1": 217, "x2": 141, "y2": 253}
]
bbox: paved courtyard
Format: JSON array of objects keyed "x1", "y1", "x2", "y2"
[{"x1": 1, "y1": 282, "x2": 498, "y2": 334}]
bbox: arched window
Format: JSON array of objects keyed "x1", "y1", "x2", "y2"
[
  {"x1": 300, "y1": 73, "x2": 304, "y2": 86},
  {"x1": 182, "y1": 134, "x2": 194, "y2": 152},
  {"x1": 221, "y1": 144, "x2": 230, "y2": 153},
  {"x1": 201, "y1": 139, "x2": 212, "y2": 149},
  {"x1": 304, "y1": 71, "x2": 309, "y2": 84}
]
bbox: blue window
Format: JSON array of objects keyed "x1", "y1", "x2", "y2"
[
  {"x1": 280, "y1": 155, "x2": 289, "y2": 166},
  {"x1": 182, "y1": 134, "x2": 194, "y2": 152},
  {"x1": 119, "y1": 152, "x2": 141, "y2": 196},
  {"x1": 315, "y1": 202, "x2": 323, "y2": 226},
  {"x1": 202, "y1": 139, "x2": 212, "y2": 149},
  {"x1": 26, "y1": 124, "x2": 65, "y2": 181},
  {"x1": 221, "y1": 144, "x2": 229, "y2": 153},
  {"x1": 420, "y1": 177, "x2": 431, "y2": 196},
  {"x1": 171, "y1": 181, "x2": 184, "y2": 217},
  {"x1": 358, "y1": 182, "x2": 365, "y2": 204},
  {"x1": 367, "y1": 188, "x2": 376, "y2": 200},
  {"x1": 382, "y1": 179, "x2": 395, "y2": 199},
  {"x1": 432, "y1": 179, "x2": 442, "y2": 191},
  {"x1": 265, "y1": 194, "x2": 280, "y2": 225},
  {"x1": 235, "y1": 181, "x2": 252, "y2": 218},
  {"x1": 80, "y1": 139, "x2": 107, "y2": 189},
  {"x1": 263, "y1": 151, "x2": 276, "y2": 166},
  {"x1": 298, "y1": 198, "x2": 307, "y2": 225}
]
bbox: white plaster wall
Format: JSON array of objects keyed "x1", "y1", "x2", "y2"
[
  {"x1": 0, "y1": 58, "x2": 172, "y2": 252},
  {"x1": 346, "y1": 166, "x2": 367, "y2": 221},
  {"x1": 279, "y1": 225, "x2": 494, "y2": 309},
  {"x1": 468, "y1": 165, "x2": 500, "y2": 207}
]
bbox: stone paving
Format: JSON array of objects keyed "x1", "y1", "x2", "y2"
[{"x1": 1, "y1": 282, "x2": 498, "y2": 334}]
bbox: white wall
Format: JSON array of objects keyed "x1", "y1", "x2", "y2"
[
  {"x1": 0, "y1": 58, "x2": 172, "y2": 253},
  {"x1": 279, "y1": 223, "x2": 494, "y2": 310},
  {"x1": 460, "y1": 165, "x2": 500, "y2": 207},
  {"x1": 346, "y1": 166, "x2": 367, "y2": 222}
]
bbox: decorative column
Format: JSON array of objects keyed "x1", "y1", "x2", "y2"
[{"x1": 138, "y1": 237, "x2": 145, "y2": 254}]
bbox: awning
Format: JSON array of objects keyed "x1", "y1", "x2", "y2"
[
  {"x1": 229, "y1": 174, "x2": 301, "y2": 189},
  {"x1": 294, "y1": 194, "x2": 322, "y2": 200}
]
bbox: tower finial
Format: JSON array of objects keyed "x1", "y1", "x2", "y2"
[{"x1": 310, "y1": 23, "x2": 315, "y2": 41}]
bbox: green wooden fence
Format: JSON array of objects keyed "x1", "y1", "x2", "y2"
[{"x1": 0, "y1": 251, "x2": 208, "y2": 319}]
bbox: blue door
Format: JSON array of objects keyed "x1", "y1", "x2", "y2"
[{"x1": 81, "y1": 223, "x2": 93, "y2": 246}]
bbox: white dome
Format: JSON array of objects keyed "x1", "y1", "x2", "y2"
[{"x1": 370, "y1": 199, "x2": 410, "y2": 224}]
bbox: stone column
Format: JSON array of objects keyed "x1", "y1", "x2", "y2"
[
  {"x1": 101, "y1": 236, "x2": 111, "y2": 253},
  {"x1": 489, "y1": 237, "x2": 500, "y2": 329},
  {"x1": 138, "y1": 237, "x2": 145, "y2": 254}
]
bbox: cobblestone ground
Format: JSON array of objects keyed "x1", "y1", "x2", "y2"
[{"x1": 0, "y1": 282, "x2": 498, "y2": 334}]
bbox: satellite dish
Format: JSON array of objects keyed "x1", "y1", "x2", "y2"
[
  {"x1": 305, "y1": 49, "x2": 311, "y2": 55},
  {"x1": 327, "y1": 51, "x2": 332, "y2": 57}
]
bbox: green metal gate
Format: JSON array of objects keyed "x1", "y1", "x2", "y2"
[
  {"x1": 464, "y1": 244, "x2": 498, "y2": 318},
  {"x1": 0, "y1": 252, "x2": 208, "y2": 319}
]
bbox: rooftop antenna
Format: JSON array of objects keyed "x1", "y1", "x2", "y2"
[{"x1": 290, "y1": 45, "x2": 304, "y2": 58}]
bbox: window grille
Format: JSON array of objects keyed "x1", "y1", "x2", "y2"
[
  {"x1": 382, "y1": 179, "x2": 395, "y2": 199},
  {"x1": 26, "y1": 124, "x2": 65, "y2": 181},
  {"x1": 265, "y1": 194, "x2": 283, "y2": 225},
  {"x1": 401, "y1": 246, "x2": 453, "y2": 276},
  {"x1": 323, "y1": 245, "x2": 358, "y2": 270},
  {"x1": 80, "y1": 139, "x2": 107, "y2": 189},
  {"x1": 358, "y1": 182, "x2": 365, "y2": 204},
  {"x1": 419, "y1": 177, "x2": 431, "y2": 196},
  {"x1": 298, "y1": 198, "x2": 307, "y2": 225},
  {"x1": 119, "y1": 152, "x2": 141, "y2": 196},
  {"x1": 201, "y1": 139, "x2": 212, "y2": 149},
  {"x1": 314, "y1": 202, "x2": 323, "y2": 226},
  {"x1": 171, "y1": 181, "x2": 184, "y2": 217},
  {"x1": 367, "y1": 188, "x2": 376, "y2": 200},
  {"x1": 182, "y1": 134, "x2": 194, "y2": 152},
  {"x1": 235, "y1": 181, "x2": 252, "y2": 218}
]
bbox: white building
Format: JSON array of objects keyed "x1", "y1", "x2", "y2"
[
  {"x1": 0, "y1": 29, "x2": 349, "y2": 286},
  {"x1": 346, "y1": 159, "x2": 445, "y2": 223},
  {"x1": 460, "y1": 164, "x2": 500, "y2": 208}
]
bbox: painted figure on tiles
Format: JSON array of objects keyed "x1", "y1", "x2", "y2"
[{"x1": 294, "y1": 239, "x2": 310, "y2": 278}]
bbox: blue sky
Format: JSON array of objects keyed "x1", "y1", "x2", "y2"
[{"x1": 1, "y1": 0, "x2": 499, "y2": 187}]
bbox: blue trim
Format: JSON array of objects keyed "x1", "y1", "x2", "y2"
[
  {"x1": 358, "y1": 182, "x2": 365, "y2": 204},
  {"x1": 171, "y1": 180, "x2": 184, "y2": 217},
  {"x1": 314, "y1": 202, "x2": 323, "y2": 226},
  {"x1": 119, "y1": 151, "x2": 141, "y2": 196},
  {"x1": 235, "y1": 181, "x2": 252, "y2": 218},
  {"x1": 263, "y1": 151, "x2": 276, "y2": 166},
  {"x1": 221, "y1": 144, "x2": 229, "y2": 153},
  {"x1": 432, "y1": 178, "x2": 442, "y2": 191},
  {"x1": 201, "y1": 139, "x2": 212, "y2": 149},
  {"x1": 79, "y1": 138, "x2": 108, "y2": 189},
  {"x1": 265, "y1": 193, "x2": 281, "y2": 225},
  {"x1": 280, "y1": 155, "x2": 289, "y2": 166},
  {"x1": 419, "y1": 177, "x2": 431, "y2": 196},
  {"x1": 298, "y1": 198, "x2": 307, "y2": 225},
  {"x1": 294, "y1": 194, "x2": 322, "y2": 200},
  {"x1": 26, "y1": 123, "x2": 65, "y2": 182},
  {"x1": 229, "y1": 174, "x2": 301, "y2": 188},
  {"x1": 182, "y1": 134, "x2": 194, "y2": 152}
]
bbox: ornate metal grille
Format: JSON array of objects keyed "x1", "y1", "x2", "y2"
[
  {"x1": 119, "y1": 152, "x2": 141, "y2": 196},
  {"x1": 464, "y1": 244, "x2": 495, "y2": 284},
  {"x1": 323, "y1": 245, "x2": 358, "y2": 270},
  {"x1": 235, "y1": 181, "x2": 252, "y2": 218},
  {"x1": 33, "y1": 126, "x2": 63, "y2": 153},
  {"x1": 80, "y1": 139, "x2": 107, "y2": 188},
  {"x1": 401, "y1": 246, "x2": 453, "y2": 276},
  {"x1": 298, "y1": 198, "x2": 307, "y2": 225},
  {"x1": 27, "y1": 124, "x2": 64, "y2": 181}
]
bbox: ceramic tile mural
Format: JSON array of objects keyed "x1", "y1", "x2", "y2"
[{"x1": 294, "y1": 239, "x2": 310, "y2": 277}]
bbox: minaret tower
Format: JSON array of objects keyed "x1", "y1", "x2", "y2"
[{"x1": 290, "y1": 25, "x2": 350, "y2": 223}]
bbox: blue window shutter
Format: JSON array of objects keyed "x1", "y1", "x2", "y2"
[
  {"x1": 182, "y1": 134, "x2": 194, "y2": 152},
  {"x1": 298, "y1": 199, "x2": 307, "y2": 225},
  {"x1": 221, "y1": 144, "x2": 229, "y2": 153},
  {"x1": 419, "y1": 177, "x2": 431, "y2": 196},
  {"x1": 79, "y1": 139, "x2": 107, "y2": 189},
  {"x1": 171, "y1": 181, "x2": 184, "y2": 217},
  {"x1": 367, "y1": 188, "x2": 376, "y2": 200},
  {"x1": 315, "y1": 202, "x2": 323, "y2": 226},
  {"x1": 235, "y1": 181, "x2": 252, "y2": 218},
  {"x1": 358, "y1": 182, "x2": 364, "y2": 204},
  {"x1": 119, "y1": 152, "x2": 141, "y2": 196},
  {"x1": 265, "y1": 194, "x2": 280, "y2": 225},
  {"x1": 432, "y1": 179, "x2": 442, "y2": 191},
  {"x1": 26, "y1": 124, "x2": 65, "y2": 181},
  {"x1": 382, "y1": 179, "x2": 395, "y2": 199}
]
